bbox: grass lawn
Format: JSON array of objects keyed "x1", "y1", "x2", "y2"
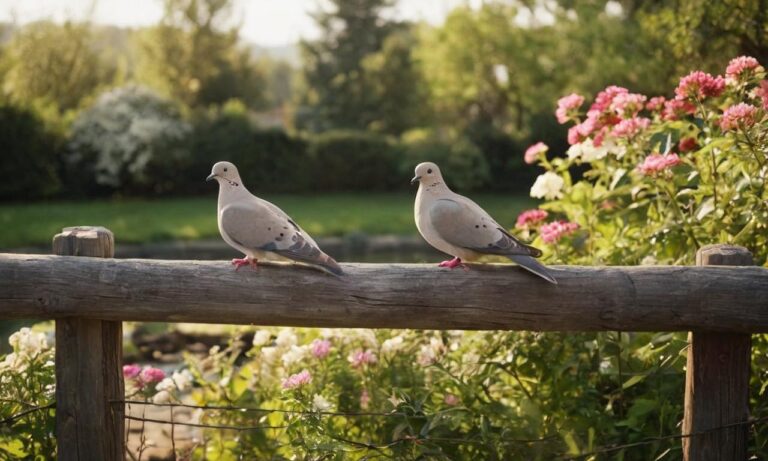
[{"x1": 0, "y1": 193, "x2": 536, "y2": 248}]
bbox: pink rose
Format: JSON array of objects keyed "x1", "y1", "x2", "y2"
[
  {"x1": 539, "y1": 221, "x2": 580, "y2": 243},
  {"x1": 516, "y1": 209, "x2": 548, "y2": 229},
  {"x1": 524, "y1": 142, "x2": 548, "y2": 164},
  {"x1": 139, "y1": 367, "x2": 166, "y2": 384},
  {"x1": 555, "y1": 93, "x2": 585, "y2": 124},
  {"x1": 675, "y1": 71, "x2": 725, "y2": 100},
  {"x1": 123, "y1": 364, "x2": 141, "y2": 379},
  {"x1": 637, "y1": 153, "x2": 682, "y2": 176},
  {"x1": 726, "y1": 56, "x2": 761, "y2": 80},
  {"x1": 348, "y1": 349, "x2": 377, "y2": 368},
  {"x1": 719, "y1": 103, "x2": 758, "y2": 131},
  {"x1": 310, "y1": 339, "x2": 331, "y2": 359},
  {"x1": 282, "y1": 369, "x2": 312, "y2": 390}
]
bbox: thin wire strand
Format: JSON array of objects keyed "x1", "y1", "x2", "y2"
[
  {"x1": 0, "y1": 402, "x2": 55, "y2": 426},
  {"x1": 123, "y1": 414, "x2": 288, "y2": 431}
]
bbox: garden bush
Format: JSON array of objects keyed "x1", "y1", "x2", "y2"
[
  {"x1": 400, "y1": 129, "x2": 490, "y2": 191},
  {"x1": 190, "y1": 101, "x2": 309, "y2": 194},
  {"x1": 65, "y1": 85, "x2": 191, "y2": 195},
  {"x1": 0, "y1": 105, "x2": 61, "y2": 200},
  {"x1": 305, "y1": 130, "x2": 401, "y2": 191}
]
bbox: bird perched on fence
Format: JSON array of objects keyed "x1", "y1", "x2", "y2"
[
  {"x1": 207, "y1": 161, "x2": 343, "y2": 275},
  {"x1": 411, "y1": 162, "x2": 556, "y2": 284}
]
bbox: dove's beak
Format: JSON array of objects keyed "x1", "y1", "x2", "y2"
[
  {"x1": 206, "y1": 173, "x2": 217, "y2": 182},
  {"x1": 410, "y1": 175, "x2": 421, "y2": 185}
]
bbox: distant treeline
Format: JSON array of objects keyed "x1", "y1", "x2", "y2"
[{"x1": 0, "y1": 0, "x2": 764, "y2": 199}]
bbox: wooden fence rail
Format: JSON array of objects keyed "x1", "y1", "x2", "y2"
[{"x1": 0, "y1": 226, "x2": 767, "y2": 460}]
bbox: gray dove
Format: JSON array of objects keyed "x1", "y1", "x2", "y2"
[
  {"x1": 207, "y1": 161, "x2": 343, "y2": 275},
  {"x1": 411, "y1": 162, "x2": 556, "y2": 284}
]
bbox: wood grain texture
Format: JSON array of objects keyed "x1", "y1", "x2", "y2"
[
  {"x1": 52, "y1": 227, "x2": 124, "y2": 461},
  {"x1": 2, "y1": 253, "x2": 767, "y2": 332},
  {"x1": 683, "y1": 244, "x2": 752, "y2": 461}
]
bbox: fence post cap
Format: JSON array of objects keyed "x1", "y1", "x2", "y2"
[
  {"x1": 696, "y1": 244, "x2": 753, "y2": 266},
  {"x1": 53, "y1": 226, "x2": 114, "y2": 258}
]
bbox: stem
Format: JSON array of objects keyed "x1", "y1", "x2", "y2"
[
  {"x1": 710, "y1": 148, "x2": 719, "y2": 210},
  {"x1": 661, "y1": 181, "x2": 700, "y2": 248},
  {"x1": 742, "y1": 129, "x2": 766, "y2": 170}
]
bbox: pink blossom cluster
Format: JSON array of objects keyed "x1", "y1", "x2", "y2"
[
  {"x1": 645, "y1": 96, "x2": 666, "y2": 112},
  {"x1": 539, "y1": 221, "x2": 580, "y2": 243},
  {"x1": 311, "y1": 339, "x2": 331, "y2": 359},
  {"x1": 282, "y1": 369, "x2": 312, "y2": 390},
  {"x1": 719, "y1": 103, "x2": 758, "y2": 131},
  {"x1": 610, "y1": 92, "x2": 647, "y2": 118},
  {"x1": 726, "y1": 56, "x2": 761, "y2": 80},
  {"x1": 556, "y1": 93, "x2": 585, "y2": 124},
  {"x1": 755, "y1": 80, "x2": 768, "y2": 110},
  {"x1": 123, "y1": 364, "x2": 166, "y2": 387},
  {"x1": 637, "y1": 153, "x2": 682, "y2": 176},
  {"x1": 515, "y1": 209, "x2": 548, "y2": 228},
  {"x1": 524, "y1": 142, "x2": 548, "y2": 164},
  {"x1": 348, "y1": 349, "x2": 377, "y2": 368},
  {"x1": 611, "y1": 116, "x2": 650, "y2": 138},
  {"x1": 674, "y1": 71, "x2": 725, "y2": 100},
  {"x1": 662, "y1": 99, "x2": 696, "y2": 121}
]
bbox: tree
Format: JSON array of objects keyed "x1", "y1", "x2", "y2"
[
  {"x1": 0, "y1": 21, "x2": 116, "y2": 111},
  {"x1": 298, "y1": 0, "x2": 398, "y2": 131},
  {"x1": 135, "y1": 0, "x2": 266, "y2": 109}
]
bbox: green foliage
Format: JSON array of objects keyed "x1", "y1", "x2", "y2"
[
  {"x1": 0, "y1": 21, "x2": 117, "y2": 112},
  {"x1": 400, "y1": 130, "x2": 490, "y2": 191},
  {"x1": 305, "y1": 130, "x2": 400, "y2": 191},
  {"x1": 134, "y1": 0, "x2": 266, "y2": 109},
  {"x1": 298, "y1": 0, "x2": 402, "y2": 131},
  {"x1": 0, "y1": 104, "x2": 61, "y2": 200},
  {"x1": 190, "y1": 101, "x2": 309, "y2": 193}
]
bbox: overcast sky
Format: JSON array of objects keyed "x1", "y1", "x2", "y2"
[{"x1": 0, "y1": 0, "x2": 479, "y2": 46}]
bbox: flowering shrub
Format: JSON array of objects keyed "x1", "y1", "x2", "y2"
[
  {"x1": 0, "y1": 328, "x2": 56, "y2": 458},
  {"x1": 523, "y1": 56, "x2": 768, "y2": 266}
]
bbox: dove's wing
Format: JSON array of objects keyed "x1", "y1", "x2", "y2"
[
  {"x1": 428, "y1": 198, "x2": 541, "y2": 257},
  {"x1": 258, "y1": 199, "x2": 320, "y2": 248},
  {"x1": 221, "y1": 202, "x2": 342, "y2": 275}
]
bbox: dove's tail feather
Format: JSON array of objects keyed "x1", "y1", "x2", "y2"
[
  {"x1": 508, "y1": 255, "x2": 557, "y2": 284},
  {"x1": 318, "y1": 254, "x2": 344, "y2": 276}
]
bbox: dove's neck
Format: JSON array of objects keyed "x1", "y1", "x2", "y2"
[
  {"x1": 217, "y1": 178, "x2": 251, "y2": 207},
  {"x1": 418, "y1": 177, "x2": 451, "y2": 197}
]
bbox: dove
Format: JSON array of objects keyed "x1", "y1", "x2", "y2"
[
  {"x1": 207, "y1": 161, "x2": 343, "y2": 275},
  {"x1": 411, "y1": 162, "x2": 556, "y2": 284}
]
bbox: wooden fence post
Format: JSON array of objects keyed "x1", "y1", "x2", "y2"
[
  {"x1": 53, "y1": 227, "x2": 124, "y2": 461},
  {"x1": 682, "y1": 244, "x2": 752, "y2": 460}
]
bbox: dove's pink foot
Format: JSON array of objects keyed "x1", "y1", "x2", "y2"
[
  {"x1": 232, "y1": 257, "x2": 258, "y2": 271},
  {"x1": 438, "y1": 257, "x2": 468, "y2": 271}
]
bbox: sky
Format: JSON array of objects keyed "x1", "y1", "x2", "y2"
[{"x1": 0, "y1": 0, "x2": 478, "y2": 46}]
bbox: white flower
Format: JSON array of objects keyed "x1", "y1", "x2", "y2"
[
  {"x1": 155, "y1": 377, "x2": 176, "y2": 392},
  {"x1": 218, "y1": 375, "x2": 230, "y2": 387},
  {"x1": 172, "y1": 370, "x2": 194, "y2": 391},
  {"x1": 641, "y1": 256, "x2": 658, "y2": 266},
  {"x1": 417, "y1": 344, "x2": 437, "y2": 366},
  {"x1": 312, "y1": 394, "x2": 333, "y2": 411},
  {"x1": 261, "y1": 346, "x2": 280, "y2": 364},
  {"x1": 252, "y1": 330, "x2": 272, "y2": 347},
  {"x1": 381, "y1": 336, "x2": 404, "y2": 355},
  {"x1": 530, "y1": 172, "x2": 565, "y2": 200},
  {"x1": 275, "y1": 329, "x2": 297, "y2": 348},
  {"x1": 568, "y1": 139, "x2": 622, "y2": 162},
  {"x1": 9, "y1": 328, "x2": 48, "y2": 356},
  {"x1": 153, "y1": 390, "x2": 171, "y2": 404},
  {"x1": 281, "y1": 345, "x2": 308, "y2": 367},
  {"x1": 0, "y1": 353, "x2": 24, "y2": 373}
]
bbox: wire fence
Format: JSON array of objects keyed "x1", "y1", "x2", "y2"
[{"x1": 3, "y1": 399, "x2": 767, "y2": 459}]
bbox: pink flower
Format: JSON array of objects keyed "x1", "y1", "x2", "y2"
[
  {"x1": 756, "y1": 80, "x2": 768, "y2": 110},
  {"x1": 444, "y1": 394, "x2": 460, "y2": 406},
  {"x1": 348, "y1": 349, "x2": 377, "y2": 368},
  {"x1": 611, "y1": 116, "x2": 650, "y2": 138},
  {"x1": 524, "y1": 142, "x2": 548, "y2": 164},
  {"x1": 139, "y1": 367, "x2": 166, "y2": 384},
  {"x1": 646, "y1": 96, "x2": 666, "y2": 112},
  {"x1": 610, "y1": 92, "x2": 647, "y2": 118},
  {"x1": 662, "y1": 99, "x2": 696, "y2": 121},
  {"x1": 310, "y1": 339, "x2": 331, "y2": 359},
  {"x1": 675, "y1": 71, "x2": 725, "y2": 100},
  {"x1": 590, "y1": 86, "x2": 629, "y2": 112},
  {"x1": 678, "y1": 137, "x2": 698, "y2": 152},
  {"x1": 555, "y1": 93, "x2": 585, "y2": 124},
  {"x1": 123, "y1": 364, "x2": 141, "y2": 379},
  {"x1": 726, "y1": 56, "x2": 761, "y2": 80},
  {"x1": 567, "y1": 116, "x2": 598, "y2": 145},
  {"x1": 720, "y1": 103, "x2": 758, "y2": 131},
  {"x1": 516, "y1": 209, "x2": 549, "y2": 229},
  {"x1": 539, "y1": 221, "x2": 580, "y2": 243},
  {"x1": 360, "y1": 389, "x2": 370, "y2": 409},
  {"x1": 637, "y1": 153, "x2": 682, "y2": 176},
  {"x1": 282, "y1": 369, "x2": 312, "y2": 390}
]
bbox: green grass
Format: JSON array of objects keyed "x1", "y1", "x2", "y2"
[{"x1": 0, "y1": 193, "x2": 536, "y2": 248}]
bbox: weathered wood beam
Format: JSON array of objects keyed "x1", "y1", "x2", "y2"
[{"x1": 1, "y1": 253, "x2": 767, "y2": 332}]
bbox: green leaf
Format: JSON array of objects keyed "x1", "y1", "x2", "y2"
[{"x1": 622, "y1": 374, "x2": 646, "y2": 390}]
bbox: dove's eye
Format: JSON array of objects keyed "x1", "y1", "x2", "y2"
[
  {"x1": 223, "y1": 168, "x2": 228, "y2": 172},
  {"x1": 427, "y1": 168, "x2": 433, "y2": 174}
]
